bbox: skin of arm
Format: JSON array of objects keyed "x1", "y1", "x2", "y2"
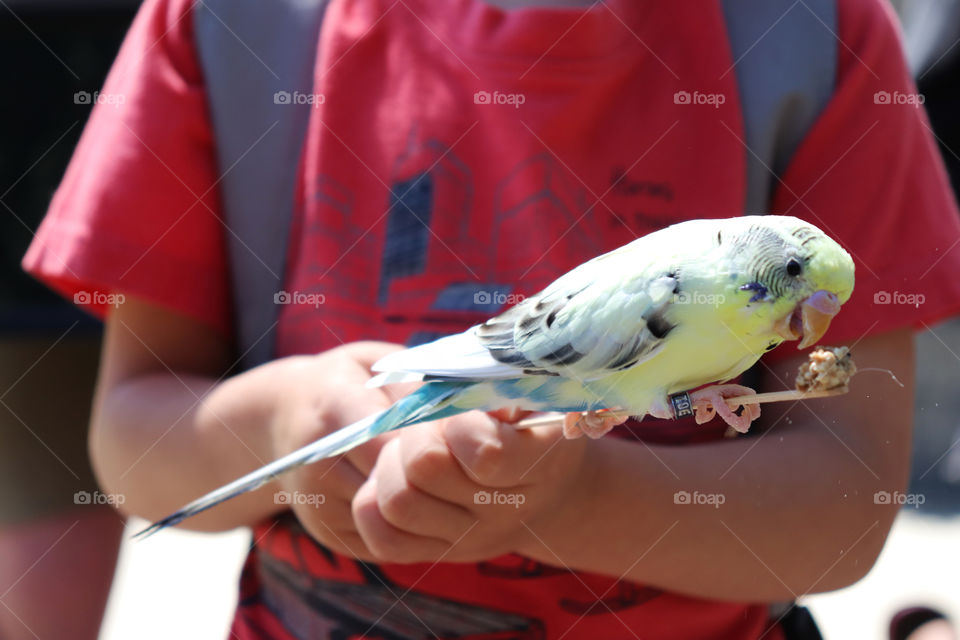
[{"x1": 90, "y1": 296, "x2": 275, "y2": 530}]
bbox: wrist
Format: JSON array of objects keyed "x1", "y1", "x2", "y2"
[
  {"x1": 196, "y1": 355, "x2": 313, "y2": 464},
  {"x1": 516, "y1": 438, "x2": 608, "y2": 562}
]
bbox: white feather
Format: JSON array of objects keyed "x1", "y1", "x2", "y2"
[
  {"x1": 371, "y1": 329, "x2": 520, "y2": 380},
  {"x1": 365, "y1": 371, "x2": 424, "y2": 388}
]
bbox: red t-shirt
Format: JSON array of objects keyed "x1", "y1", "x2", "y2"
[{"x1": 24, "y1": 0, "x2": 960, "y2": 638}]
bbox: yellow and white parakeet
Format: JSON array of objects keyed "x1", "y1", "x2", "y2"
[{"x1": 139, "y1": 215, "x2": 855, "y2": 536}]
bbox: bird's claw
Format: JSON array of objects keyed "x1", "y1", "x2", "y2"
[
  {"x1": 689, "y1": 384, "x2": 760, "y2": 434},
  {"x1": 562, "y1": 410, "x2": 628, "y2": 440}
]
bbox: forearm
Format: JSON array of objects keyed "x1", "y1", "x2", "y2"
[
  {"x1": 90, "y1": 358, "x2": 306, "y2": 530},
  {"x1": 519, "y1": 418, "x2": 906, "y2": 601}
]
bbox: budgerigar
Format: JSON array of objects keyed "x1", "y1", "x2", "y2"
[{"x1": 138, "y1": 215, "x2": 854, "y2": 537}]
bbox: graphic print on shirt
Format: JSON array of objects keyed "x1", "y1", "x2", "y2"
[
  {"x1": 237, "y1": 514, "x2": 668, "y2": 639},
  {"x1": 489, "y1": 152, "x2": 604, "y2": 280},
  {"x1": 280, "y1": 127, "x2": 681, "y2": 357},
  {"x1": 238, "y1": 514, "x2": 549, "y2": 640}
]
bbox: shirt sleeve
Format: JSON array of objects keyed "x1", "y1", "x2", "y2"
[
  {"x1": 22, "y1": 0, "x2": 232, "y2": 335},
  {"x1": 767, "y1": 0, "x2": 960, "y2": 355}
]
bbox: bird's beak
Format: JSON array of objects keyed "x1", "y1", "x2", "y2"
[{"x1": 774, "y1": 290, "x2": 842, "y2": 349}]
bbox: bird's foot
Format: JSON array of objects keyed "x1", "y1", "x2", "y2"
[
  {"x1": 689, "y1": 384, "x2": 760, "y2": 434},
  {"x1": 562, "y1": 410, "x2": 629, "y2": 440},
  {"x1": 647, "y1": 397, "x2": 674, "y2": 421}
]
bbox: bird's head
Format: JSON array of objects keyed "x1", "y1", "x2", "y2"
[{"x1": 733, "y1": 216, "x2": 855, "y2": 349}]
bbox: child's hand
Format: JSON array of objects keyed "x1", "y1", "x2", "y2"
[
  {"x1": 270, "y1": 341, "x2": 413, "y2": 559},
  {"x1": 350, "y1": 410, "x2": 593, "y2": 564}
]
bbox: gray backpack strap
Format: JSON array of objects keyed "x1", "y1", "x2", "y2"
[
  {"x1": 194, "y1": 0, "x2": 328, "y2": 369},
  {"x1": 720, "y1": 0, "x2": 837, "y2": 212}
]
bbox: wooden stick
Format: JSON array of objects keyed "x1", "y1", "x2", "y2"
[
  {"x1": 514, "y1": 386, "x2": 848, "y2": 429},
  {"x1": 735, "y1": 387, "x2": 848, "y2": 404}
]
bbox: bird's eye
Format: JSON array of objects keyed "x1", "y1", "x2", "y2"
[{"x1": 786, "y1": 258, "x2": 803, "y2": 277}]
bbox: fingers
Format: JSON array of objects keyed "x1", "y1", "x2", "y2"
[
  {"x1": 362, "y1": 439, "x2": 476, "y2": 540},
  {"x1": 396, "y1": 422, "x2": 479, "y2": 503},
  {"x1": 443, "y1": 411, "x2": 575, "y2": 488},
  {"x1": 343, "y1": 429, "x2": 400, "y2": 477},
  {"x1": 340, "y1": 341, "x2": 406, "y2": 371},
  {"x1": 487, "y1": 407, "x2": 532, "y2": 423},
  {"x1": 295, "y1": 494, "x2": 366, "y2": 551},
  {"x1": 352, "y1": 478, "x2": 468, "y2": 563},
  {"x1": 319, "y1": 381, "x2": 394, "y2": 431},
  {"x1": 284, "y1": 453, "x2": 391, "y2": 561},
  {"x1": 314, "y1": 376, "x2": 402, "y2": 475},
  {"x1": 346, "y1": 412, "x2": 585, "y2": 564}
]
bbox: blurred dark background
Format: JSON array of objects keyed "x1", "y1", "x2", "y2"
[
  {"x1": 0, "y1": 0, "x2": 138, "y2": 333},
  {"x1": 1, "y1": 5, "x2": 140, "y2": 638}
]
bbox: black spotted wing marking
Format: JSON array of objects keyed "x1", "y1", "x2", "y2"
[
  {"x1": 476, "y1": 290, "x2": 585, "y2": 374},
  {"x1": 606, "y1": 302, "x2": 674, "y2": 370},
  {"x1": 476, "y1": 275, "x2": 677, "y2": 379}
]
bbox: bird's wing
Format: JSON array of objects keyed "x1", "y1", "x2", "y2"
[{"x1": 373, "y1": 247, "x2": 677, "y2": 383}]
